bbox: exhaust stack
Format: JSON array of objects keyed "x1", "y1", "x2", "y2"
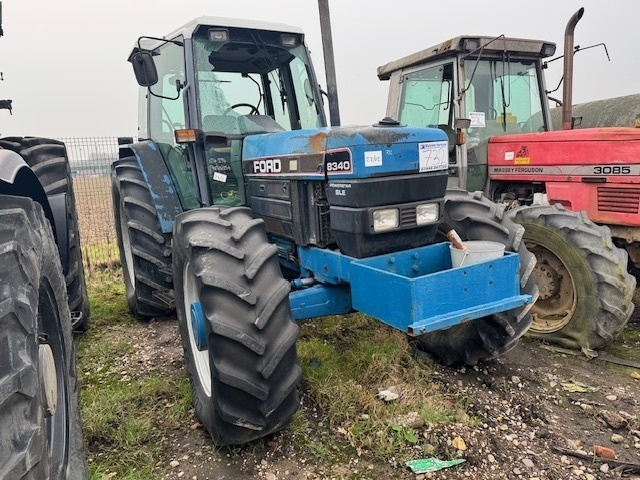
[{"x1": 562, "y1": 7, "x2": 585, "y2": 130}]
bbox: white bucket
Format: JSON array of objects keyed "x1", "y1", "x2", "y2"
[{"x1": 449, "y1": 241, "x2": 505, "y2": 268}]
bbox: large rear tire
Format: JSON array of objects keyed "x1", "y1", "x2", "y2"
[
  {"x1": 0, "y1": 195, "x2": 87, "y2": 479},
  {"x1": 173, "y1": 207, "x2": 302, "y2": 445},
  {"x1": 415, "y1": 189, "x2": 538, "y2": 365},
  {"x1": 0, "y1": 136, "x2": 89, "y2": 332},
  {"x1": 510, "y1": 204, "x2": 635, "y2": 350},
  {"x1": 111, "y1": 155, "x2": 174, "y2": 318}
]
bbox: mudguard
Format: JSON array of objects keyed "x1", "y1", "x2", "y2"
[
  {"x1": 0, "y1": 148, "x2": 72, "y2": 271},
  {"x1": 122, "y1": 140, "x2": 183, "y2": 233},
  {"x1": 0, "y1": 148, "x2": 54, "y2": 230}
]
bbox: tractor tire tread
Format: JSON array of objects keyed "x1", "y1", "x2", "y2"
[
  {"x1": 510, "y1": 203, "x2": 635, "y2": 349},
  {"x1": 0, "y1": 195, "x2": 87, "y2": 479},
  {"x1": 0, "y1": 136, "x2": 90, "y2": 331},
  {"x1": 112, "y1": 156, "x2": 174, "y2": 318},
  {"x1": 174, "y1": 206, "x2": 301, "y2": 445},
  {"x1": 414, "y1": 189, "x2": 537, "y2": 365}
]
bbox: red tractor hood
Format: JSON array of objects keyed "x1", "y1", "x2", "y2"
[
  {"x1": 488, "y1": 127, "x2": 640, "y2": 172},
  {"x1": 487, "y1": 127, "x2": 640, "y2": 226},
  {"x1": 490, "y1": 127, "x2": 640, "y2": 146}
]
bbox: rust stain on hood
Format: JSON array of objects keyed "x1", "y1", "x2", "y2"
[{"x1": 309, "y1": 132, "x2": 328, "y2": 153}]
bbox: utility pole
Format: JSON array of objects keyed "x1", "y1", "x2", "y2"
[{"x1": 318, "y1": 0, "x2": 341, "y2": 126}]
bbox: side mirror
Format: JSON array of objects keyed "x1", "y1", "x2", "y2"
[
  {"x1": 455, "y1": 118, "x2": 472, "y2": 130},
  {"x1": 131, "y1": 51, "x2": 158, "y2": 87}
]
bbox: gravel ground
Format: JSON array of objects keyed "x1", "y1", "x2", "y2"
[{"x1": 95, "y1": 316, "x2": 639, "y2": 480}]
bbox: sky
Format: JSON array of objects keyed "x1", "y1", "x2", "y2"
[{"x1": 1, "y1": 0, "x2": 638, "y2": 138}]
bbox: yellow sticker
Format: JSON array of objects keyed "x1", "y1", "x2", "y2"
[{"x1": 515, "y1": 157, "x2": 530, "y2": 165}]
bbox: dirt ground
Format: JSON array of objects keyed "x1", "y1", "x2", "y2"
[{"x1": 103, "y1": 314, "x2": 640, "y2": 480}]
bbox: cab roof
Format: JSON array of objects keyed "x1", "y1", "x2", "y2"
[
  {"x1": 377, "y1": 36, "x2": 555, "y2": 80},
  {"x1": 130, "y1": 16, "x2": 305, "y2": 55}
]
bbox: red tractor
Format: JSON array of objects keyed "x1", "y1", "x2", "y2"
[{"x1": 378, "y1": 8, "x2": 636, "y2": 351}]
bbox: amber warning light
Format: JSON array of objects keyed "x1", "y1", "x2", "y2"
[{"x1": 175, "y1": 129, "x2": 202, "y2": 144}]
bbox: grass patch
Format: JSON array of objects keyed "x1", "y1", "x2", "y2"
[
  {"x1": 76, "y1": 268, "x2": 192, "y2": 479},
  {"x1": 297, "y1": 313, "x2": 470, "y2": 463},
  {"x1": 81, "y1": 376, "x2": 191, "y2": 479},
  {"x1": 604, "y1": 323, "x2": 640, "y2": 364},
  {"x1": 84, "y1": 269, "x2": 132, "y2": 328}
]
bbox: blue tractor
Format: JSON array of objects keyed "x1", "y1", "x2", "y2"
[{"x1": 112, "y1": 16, "x2": 538, "y2": 446}]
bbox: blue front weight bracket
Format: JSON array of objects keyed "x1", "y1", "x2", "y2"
[{"x1": 295, "y1": 243, "x2": 532, "y2": 334}]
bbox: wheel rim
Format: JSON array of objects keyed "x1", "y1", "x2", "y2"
[
  {"x1": 39, "y1": 281, "x2": 69, "y2": 478},
  {"x1": 183, "y1": 262, "x2": 212, "y2": 397},
  {"x1": 528, "y1": 242, "x2": 577, "y2": 333},
  {"x1": 119, "y1": 203, "x2": 136, "y2": 290}
]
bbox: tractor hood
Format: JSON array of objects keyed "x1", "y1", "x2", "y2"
[
  {"x1": 488, "y1": 127, "x2": 640, "y2": 170},
  {"x1": 242, "y1": 125, "x2": 448, "y2": 179},
  {"x1": 489, "y1": 127, "x2": 640, "y2": 145}
]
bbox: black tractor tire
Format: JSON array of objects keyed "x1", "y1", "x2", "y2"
[
  {"x1": 173, "y1": 207, "x2": 302, "y2": 445},
  {"x1": 0, "y1": 136, "x2": 89, "y2": 332},
  {"x1": 415, "y1": 189, "x2": 538, "y2": 365},
  {"x1": 111, "y1": 156, "x2": 174, "y2": 318},
  {"x1": 509, "y1": 204, "x2": 635, "y2": 350},
  {"x1": 0, "y1": 195, "x2": 87, "y2": 479}
]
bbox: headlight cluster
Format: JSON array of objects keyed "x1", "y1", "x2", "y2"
[
  {"x1": 372, "y1": 203, "x2": 440, "y2": 233},
  {"x1": 416, "y1": 203, "x2": 440, "y2": 225},
  {"x1": 372, "y1": 209, "x2": 399, "y2": 233}
]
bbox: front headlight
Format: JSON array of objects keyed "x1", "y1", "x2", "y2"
[
  {"x1": 416, "y1": 203, "x2": 440, "y2": 225},
  {"x1": 372, "y1": 208, "x2": 399, "y2": 232}
]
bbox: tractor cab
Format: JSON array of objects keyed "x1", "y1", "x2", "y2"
[
  {"x1": 127, "y1": 17, "x2": 452, "y2": 259},
  {"x1": 378, "y1": 36, "x2": 556, "y2": 191},
  {"x1": 130, "y1": 17, "x2": 326, "y2": 209}
]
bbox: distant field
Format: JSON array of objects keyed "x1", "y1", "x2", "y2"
[{"x1": 73, "y1": 175, "x2": 120, "y2": 270}]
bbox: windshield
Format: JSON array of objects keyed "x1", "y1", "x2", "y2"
[
  {"x1": 192, "y1": 28, "x2": 325, "y2": 135},
  {"x1": 398, "y1": 62, "x2": 454, "y2": 129},
  {"x1": 463, "y1": 58, "x2": 546, "y2": 135}
]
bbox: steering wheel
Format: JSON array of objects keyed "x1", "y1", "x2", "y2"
[{"x1": 223, "y1": 103, "x2": 260, "y2": 115}]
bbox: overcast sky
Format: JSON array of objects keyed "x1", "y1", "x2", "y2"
[{"x1": 1, "y1": 0, "x2": 638, "y2": 138}]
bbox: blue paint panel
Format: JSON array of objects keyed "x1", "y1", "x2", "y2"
[
  {"x1": 242, "y1": 125, "x2": 448, "y2": 179},
  {"x1": 349, "y1": 244, "x2": 528, "y2": 332},
  {"x1": 130, "y1": 141, "x2": 183, "y2": 233},
  {"x1": 298, "y1": 246, "x2": 353, "y2": 284},
  {"x1": 297, "y1": 244, "x2": 531, "y2": 334},
  {"x1": 289, "y1": 284, "x2": 353, "y2": 320}
]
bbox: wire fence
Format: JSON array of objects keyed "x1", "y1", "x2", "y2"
[{"x1": 60, "y1": 136, "x2": 126, "y2": 276}]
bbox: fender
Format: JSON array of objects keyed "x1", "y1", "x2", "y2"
[
  {"x1": 121, "y1": 140, "x2": 183, "y2": 233},
  {"x1": 0, "y1": 149, "x2": 70, "y2": 270}
]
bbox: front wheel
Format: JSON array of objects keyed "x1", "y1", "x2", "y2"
[
  {"x1": 415, "y1": 190, "x2": 538, "y2": 365},
  {"x1": 0, "y1": 195, "x2": 86, "y2": 479},
  {"x1": 173, "y1": 207, "x2": 302, "y2": 445},
  {"x1": 510, "y1": 204, "x2": 635, "y2": 350}
]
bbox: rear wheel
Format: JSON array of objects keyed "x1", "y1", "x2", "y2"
[
  {"x1": 510, "y1": 204, "x2": 635, "y2": 350},
  {"x1": 111, "y1": 156, "x2": 174, "y2": 318},
  {"x1": 173, "y1": 207, "x2": 302, "y2": 445},
  {"x1": 0, "y1": 195, "x2": 86, "y2": 479},
  {"x1": 0, "y1": 136, "x2": 89, "y2": 331},
  {"x1": 415, "y1": 190, "x2": 538, "y2": 365}
]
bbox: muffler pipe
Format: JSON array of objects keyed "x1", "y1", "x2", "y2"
[{"x1": 562, "y1": 7, "x2": 585, "y2": 130}]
